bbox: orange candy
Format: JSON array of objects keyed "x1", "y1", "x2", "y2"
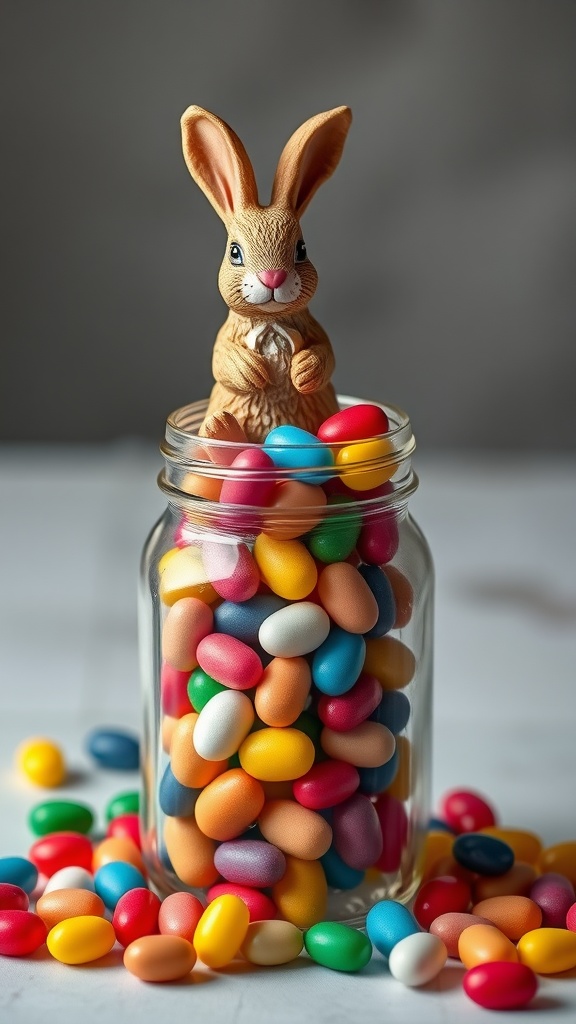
[
  {"x1": 92, "y1": 836, "x2": 146, "y2": 875},
  {"x1": 194, "y1": 769, "x2": 266, "y2": 841}
]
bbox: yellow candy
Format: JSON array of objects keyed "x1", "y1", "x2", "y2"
[
  {"x1": 272, "y1": 855, "x2": 327, "y2": 929},
  {"x1": 386, "y1": 735, "x2": 412, "y2": 801},
  {"x1": 363, "y1": 637, "x2": 416, "y2": 689},
  {"x1": 538, "y1": 841, "x2": 576, "y2": 886},
  {"x1": 239, "y1": 727, "x2": 315, "y2": 782},
  {"x1": 335, "y1": 438, "x2": 396, "y2": 491},
  {"x1": 253, "y1": 534, "x2": 317, "y2": 600},
  {"x1": 193, "y1": 894, "x2": 249, "y2": 968},
  {"x1": 517, "y1": 927, "x2": 576, "y2": 974},
  {"x1": 479, "y1": 826, "x2": 543, "y2": 865},
  {"x1": 16, "y1": 737, "x2": 66, "y2": 788},
  {"x1": 47, "y1": 915, "x2": 116, "y2": 964},
  {"x1": 159, "y1": 545, "x2": 218, "y2": 606},
  {"x1": 420, "y1": 830, "x2": 454, "y2": 881}
]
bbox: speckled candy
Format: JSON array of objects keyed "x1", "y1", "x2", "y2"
[
  {"x1": 253, "y1": 534, "x2": 318, "y2": 600},
  {"x1": 196, "y1": 633, "x2": 263, "y2": 690},
  {"x1": 214, "y1": 839, "x2": 286, "y2": 887},
  {"x1": 365, "y1": 899, "x2": 419, "y2": 958},
  {"x1": 316, "y1": 562, "x2": 379, "y2": 634},
  {"x1": 161, "y1": 597, "x2": 214, "y2": 672},
  {"x1": 529, "y1": 872, "x2": 575, "y2": 928},
  {"x1": 311, "y1": 627, "x2": 365, "y2": 696},
  {"x1": 258, "y1": 800, "x2": 332, "y2": 860},
  {"x1": 453, "y1": 832, "x2": 514, "y2": 876},
  {"x1": 201, "y1": 539, "x2": 260, "y2": 602},
  {"x1": 254, "y1": 657, "x2": 311, "y2": 727},
  {"x1": 471, "y1": 895, "x2": 542, "y2": 939},
  {"x1": 194, "y1": 769, "x2": 266, "y2": 840},
  {"x1": 239, "y1": 728, "x2": 315, "y2": 782},
  {"x1": 331, "y1": 793, "x2": 383, "y2": 870}
]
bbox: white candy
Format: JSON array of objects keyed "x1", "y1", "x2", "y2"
[
  {"x1": 258, "y1": 602, "x2": 330, "y2": 657},
  {"x1": 388, "y1": 932, "x2": 448, "y2": 987},
  {"x1": 43, "y1": 866, "x2": 95, "y2": 894},
  {"x1": 193, "y1": 689, "x2": 254, "y2": 761}
]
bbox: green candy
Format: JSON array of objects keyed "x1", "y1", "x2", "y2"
[
  {"x1": 187, "y1": 667, "x2": 226, "y2": 712},
  {"x1": 105, "y1": 790, "x2": 139, "y2": 822},
  {"x1": 228, "y1": 752, "x2": 241, "y2": 769},
  {"x1": 293, "y1": 710, "x2": 323, "y2": 751},
  {"x1": 305, "y1": 496, "x2": 361, "y2": 563},
  {"x1": 28, "y1": 799, "x2": 94, "y2": 837},
  {"x1": 304, "y1": 921, "x2": 373, "y2": 972}
]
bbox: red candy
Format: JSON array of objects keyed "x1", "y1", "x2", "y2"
[
  {"x1": 0, "y1": 909, "x2": 47, "y2": 956},
  {"x1": 316, "y1": 673, "x2": 382, "y2": 733},
  {"x1": 463, "y1": 961, "x2": 538, "y2": 1010},
  {"x1": 106, "y1": 813, "x2": 142, "y2": 850},
  {"x1": 439, "y1": 789, "x2": 497, "y2": 834},
  {"x1": 29, "y1": 832, "x2": 93, "y2": 877},
  {"x1": 373, "y1": 793, "x2": 408, "y2": 873},
  {"x1": 292, "y1": 760, "x2": 360, "y2": 810},
  {"x1": 218, "y1": 449, "x2": 277, "y2": 507},
  {"x1": 356, "y1": 514, "x2": 399, "y2": 566},
  {"x1": 206, "y1": 883, "x2": 277, "y2": 922},
  {"x1": 160, "y1": 662, "x2": 194, "y2": 718},
  {"x1": 413, "y1": 875, "x2": 472, "y2": 930},
  {"x1": 567, "y1": 902, "x2": 576, "y2": 931},
  {"x1": 112, "y1": 887, "x2": 161, "y2": 947},
  {"x1": 317, "y1": 404, "x2": 389, "y2": 443},
  {"x1": 0, "y1": 883, "x2": 29, "y2": 912},
  {"x1": 158, "y1": 891, "x2": 205, "y2": 941}
]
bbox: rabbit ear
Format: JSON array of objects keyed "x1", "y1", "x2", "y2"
[
  {"x1": 271, "y1": 106, "x2": 352, "y2": 217},
  {"x1": 181, "y1": 106, "x2": 259, "y2": 223}
]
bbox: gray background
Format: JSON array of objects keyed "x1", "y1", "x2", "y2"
[{"x1": 1, "y1": 0, "x2": 575, "y2": 450}]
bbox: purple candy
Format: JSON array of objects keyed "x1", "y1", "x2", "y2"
[
  {"x1": 530, "y1": 873, "x2": 575, "y2": 928},
  {"x1": 213, "y1": 839, "x2": 286, "y2": 888},
  {"x1": 331, "y1": 793, "x2": 383, "y2": 870}
]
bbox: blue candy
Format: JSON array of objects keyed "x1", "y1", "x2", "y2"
[
  {"x1": 452, "y1": 833, "x2": 515, "y2": 876},
  {"x1": 365, "y1": 899, "x2": 420, "y2": 958},
  {"x1": 320, "y1": 847, "x2": 365, "y2": 890},
  {"x1": 428, "y1": 816, "x2": 456, "y2": 835},
  {"x1": 370, "y1": 691, "x2": 411, "y2": 733},
  {"x1": 263, "y1": 425, "x2": 334, "y2": 484},
  {"x1": 94, "y1": 860, "x2": 148, "y2": 910},
  {"x1": 86, "y1": 728, "x2": 140, "y2": 770},
  {"x1": 358, "y1": 747, "x2": 399, "y2": 796},
  {"x1": 158, "y1": 763, "x2": 199, "y2": 817},
  {"x1": 358, "y1": 564, "x2": 396, "y2": 638},
  {"x1": 312, "y1": 626, "x2": 365, "y2": 696},
  {"x1": 0, "y1": 856, "x2": 38, "y2": 894},
  {"x1": 214, "y1": 595, "x2": 287, "y2": 646}
]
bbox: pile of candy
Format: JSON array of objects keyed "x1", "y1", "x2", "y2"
[{"x1": 2, "y1": 736, "x2": 576, "y2": 1010}]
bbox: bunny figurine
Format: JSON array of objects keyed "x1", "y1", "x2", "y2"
[{"x1": 180, "y1": 104, "x2": 352, "y2": 443}]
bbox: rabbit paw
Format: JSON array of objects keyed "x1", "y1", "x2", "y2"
[
  {"x1": 290, "y1": 348, "x2": 325, "y2": 394},
  {"x1": 199, "y1": 411, "x2": 247, "y2": 444},
  {"x1": 230, "y1": 348, "x2": 271, "y2": 392}
]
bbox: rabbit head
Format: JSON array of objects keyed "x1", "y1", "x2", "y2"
[{"x1": 181, "y1": 105, "x2": 352, "y2": 320}]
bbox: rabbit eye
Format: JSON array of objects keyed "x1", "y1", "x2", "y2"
[
  {"x1": 229, "y1": 242, "x2": 244, "y2": 266},
  {"x1": 295, "y1": 239, "x2": 307, "y2": 263}
]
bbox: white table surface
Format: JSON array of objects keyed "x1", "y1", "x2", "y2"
[{"x1": 1, "y1": 442, "x2": 575, "y2": 1023}]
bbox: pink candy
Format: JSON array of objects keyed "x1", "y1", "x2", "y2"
[
  {"x1": 196, "y1": 633, "x2": 263, "y2": 690},
  {"x1": 316, "y1": 673, "x2": 382, "y2": 732},
  {"x1": 202, "y1": 540, "x2": 260, "y2": 603},
  {"x1": 219, "y1": 449, "x2": 276, "y2": 507},
  {"x1": 160, "y1": 663, "x2": 194, "y2": 718},
  {"x1": 206, "y1": 883, "x2": 277, "y2": 922},
  {"x1": 292, "y1": 760, "x2": 360, "y2": 810}
]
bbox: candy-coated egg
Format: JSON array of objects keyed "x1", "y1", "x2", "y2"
[
  {"x1": 365, "y1": 899, "x2": 419, "y2": 958},
  {"x1": 106, "y1": 813, "x2": 141, "y2": 849},
  {"x1": 193, "y1": 689, "x2": 254, "y2": 761},
  {"x1": 92, "y1": 836, "x2": 145, "y2": 874},
  {"x1": 124, "y1": 934, "x2": 197, "y2": 982},
  {"x1": 214, "y1": 839, "x2": 286, "y2": 888},
  {"x1": 16, "y1": 737, "x2": 66, "y2": 788},
  {"x1": 0, "y1": 883, "x2": 28, "y2": 912},
  {"x1": 473, "y1": 861, "x2": 538, "y2": 902},
  {"x1": 196, "y1": 633, "x2": 263, "y2": 689},
  {"x1": 320, "y1": 721, "x2": 395, "y2": 768},
  {"x1": 158, "y1": 892, "x2": 204, "y2": 941},
  {"x1": 292, "y1": 760, "x2": 360, "y2": 810},
  {"x1": 28, "y1": 799, "x2": 94, "y2": 837},
  {"x1": 304, "y1": 921, "x2": 372, "y2": 972},
  {"x1": 318, "y1": 673, "x2": 382, "y2": 733},
  {"x1": 320, "y1": 848, "x2": 365, "y2": 890},
  {"x1": 363, "y1": 637, "x2": 415, "y2": 689},
  {"x1": 0, "y1": 910, "x2": 47, "y2": 956},
  {"x1": 472, "y1": 895, "x2": 542, "y2": 940},
  {"x1": 206, "y1": 883, "x2": 277, "y2": 921},
  {"x1": 317, "y1": 562, "x2": 379, "y2": 634},
  {"x1": 517, "y1": 927, "x2": 576, "y2": 974},
  {"x1": 202, "y1": 539, "x2": 260, "y2": 603},
  {"x1": 161, "y1": 596, "x2": 214, "y2": 672},
  {"x1": 439, "y1": 788, "x2": 498, "y2": 834},
  {"x1": 356, "y1": 513, "x2": 399, "y2": 565},
  {"x1": 161, "y1": 663, "x2": 194, "y2": 717},
  {"x1": 253, "y1": 534, "x2": 317, "y2": 600},
  {"x1": 29, "y1": 832, "x2": 93, "y2": 877},
  {"x1": 529, "y1": 872, "x2": 575, "y2": 928},
  {"x1": 241, "y1": 919, "x2": 303, "y2": 965},
  {"x1": 306, "y1": 497, "x2": 362, "y2": 564},
  {"x1": 218, "y1": 448, "x2": 277, "y2": 507},
  {"x1": 453, "y1": 833, "x2": 514, "y2": 876},
  {"x1": 194, "y1": 894, "x2": 250, "y2": 968},
  {"x1": 413, "y1": 876, "x2": 471, "y2": 929},
  {"x1": 43, "y1": 865, "x2": 95, "y2": 894},
  {"x1": 429, "y1": 913, "x2": 493, "y2": 958},
  {"x1": 331, "y1": 793, "x2": 383, "y2": 870},
  {"x1": 538, "y1": 841, "x2": 576, "y2": 886},
  {"x1": 36, "y1": 888, "x2": 105, "y2": 929},
  {"x1": 458, "y1": 923, "x2": 519, "y2": 968},
  {"x1": 258, "y1": 602, "x2": 330, "y2": 657},
  {"x1": 373, "y1": 794, "x2": 409, "y2": 873},
  {"x1": 159, "y1": 544, "x2": 218, "y2": 606},
  {"x1": 239, "y1": 728, "x2": 315, "y2": 782},
  {"x1": 335, "y1": 438, "x2": 395, "y2": 490},
  {"x1": 479, "y1": 826, "x2": 542, "y2": 864},
  {"x1": 272, "y1": 855, "x2": 327, "y2": 929},
  {"x1": 388, "y1": 932, "x2": 448, "y2": 987},
  {"x1": 94, "y1": 861, "x2": 148, "y2": 911},
  {"x1": 169, "y1": 712, "x2": 227, "y2": 787},
  {"x1": 163, "y1": 817, "x2": 218, "y2": 888},
  {"x1": 262, "y1": 481, "x2": 327, "y2": 539},
  {"x1": 263, "y1": 425, "x2": 334, "y2": 484},
  {"x1": 383, "y1": 565, "x2": 413, "y2": 627},
  {"x1": 105, "y1": 791, "x2": 139, "y2": 822},
  {"x1": 112, "y1": 887, "x2": 161, "y2": 947},
  {"x1": 258, "y1": 799, "x2": 332, "y2": 860},
  {"x1": 254, "y1": 657, "x2": 311, "y2": 727},
  {"x1": 312, "y1": 626, "x2": 365, "y2": 696},
  {"x1": 194, "y1": 769, "x2": 265, "y2": 840},
  {"x1": 47, "y1": 915, "x2": 116, "y2": 964},
  {"x1": 463, "y1": 961, "x2": 538, "y2": 1010},
  {"x1": 0, "y1": 857, "x2": 38, "y2": 894},
  {"x1": 317, "y1": 404, "x2": 390, "y2": 443}
]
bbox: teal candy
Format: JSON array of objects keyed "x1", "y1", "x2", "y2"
[
  {"x1": 320, "y1": 848, "x2": 365, "y2": 890},
  {"x1": 263, "y1": 425, "x2": 334, "y2": 484},
  {"x1": 94, "y1": 861, "x2": 148, "y2": 911},
  {"x1": 312, "y1": 627, "x2": 366, "y2": 696},
  {"x1": 304, "y1": 921, "x2": 372, "y2": 972},
  {"x1": 365, "y1": 899, "x2": 419, "y2": 958}
]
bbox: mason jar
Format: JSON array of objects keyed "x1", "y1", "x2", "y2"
[{"x1": 138, "y1": 395, "x2": 434, "y2": 927}]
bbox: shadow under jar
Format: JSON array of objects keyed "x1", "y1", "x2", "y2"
[{"x1": 138, "y1": 395, "x2": 434, "y2": 928}]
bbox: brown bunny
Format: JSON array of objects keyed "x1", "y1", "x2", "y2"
[{"x1": 180, "y1": 104, "x2": 352, "y2": 443}]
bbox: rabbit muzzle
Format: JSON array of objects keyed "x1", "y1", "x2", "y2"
[{"x1": 240, "y1": 270, "x2": 302, "y2": 307}]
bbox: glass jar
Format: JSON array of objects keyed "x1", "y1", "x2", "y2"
[{"x1": 138, "y1": 395, "x2": 434, "y2": 927}]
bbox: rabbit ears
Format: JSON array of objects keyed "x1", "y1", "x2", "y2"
[{"x1": 181, "y1": 104, "x2": 352, "y2": 224}]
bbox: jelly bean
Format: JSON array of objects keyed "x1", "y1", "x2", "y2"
[
  {"x1": 458, "y1": 923, "x2": 519, "y2": 968},
  {"x1": 320, "y1": 847, "x2": 365, "y2": 890},
  {"x1": 293, "y1": 760, "x2": 360, "y2": 810},
  {"x1": 420, "y1": 830, "x2": 455, "y2": 881},
  {"x1": 254, "y1": 657, "x2": 311, "y2": 727},
  {"x1": 105, "y1": 790, "x2": 139, "y2": 822},
  {"x1": 169, "y1": 712, "x2": 227, "y2": 787},
  {"x1": 194, "y1": 768, "x2": 266, "y2": 840},
  {"x1": 335, "y1": 438, "x2": 395, "y2": 491},
  {"x1": 317, "y1": 563, "x2": 379, "y2": 634},
  {"x1": 161, "y1": 662, "x2": 194, "y2": 717},
  {"x1": 381, "y1": 565, "x2": 413, "y2": 627},
  {"x1": 29, "y1": 832, "x2": 93, "y2": 877},
  {"x1": 159, "y1": 764, "x2": 199, "y2": 817},
  {"x1": 567, "y1": 901, "x2": 576, "y2": 931},
  {"x1": 331, "y1": 794, "x2": 383, "y2": 870},
  {"x1": 180, "y1": 472, "x2": 222, "y2": 501},
  {"x1": 161, "y1": 596, "x2": 214, "y2": 672},
  {"x1": 258, "y1": 602, "x2": 330, "y2": 658},
  {"x1": 106, "y1": 812, "x2": 141, "y2": 849},
  {"x1": 373, "y1": 793, "x2": 409, "y2": 873},
  {"x1": 429, "y1": 913, "x2": 493, "y2": 958},
  {"x1": 0, "y1": 856, "x2": 38, "y2": 894},
  {"x1": 28, "y1": 800, "x2": 94, "y2": 837},
  {"x1": 291, "y1": 710, "x2": 323, "y2": 752},
  {"x1": 240, "y1": 919, "x2": 303, "y2": 965},
  {"x1": 471, "y1": 895, "x2": 542, "y2": 940},
  {"x1": 517, "y1": 927, "x2": 576, "y2": 974},
  {"x1": 163, "y1": 816, "x2": 218, "y2": 888},
  {"x1": 272, "y1": 855, "x2": 327, "y2": 929},
  {"x1": 529, "y1": 872, "x2": 575, "y2": 927},
  {"x1": 193, "y1": 689, "x2": 255, "y2": 761},
  {"x1": 263, "y1": 424, "x2": 334, "y2": 484},
  {"x1": 43, "y1": 866, "x2": 95, "y2": 894},
  {"x1": 214, "y1": 594, "x2": 287, "y2": 644},
  {"x1": 463, "y1": 961, "x2": 538, "y2": 1011},
  {"x1": 16, "y1": 737, "x2": 66, "y2": 788},
  {"x1": 263, "y1": 480, "x2": 327, "y2": 539},
  {"x1": 413, "y1": 876, "x2": 471, "y2": 929},
  {"x1": 0, "y1": 909, "x2": 47, "y2": 956},
  {"x1": 206, "y1": 883, "x2": 277, "y2": 922},
  {"x1": 202, "y1": 539, "x2": 260, "y2": 602},
  {"x1": 356, "y1": 564, "x2": 396, "y2": 638},
  {"x1": 258, "y1": 799, "x2": 332, "y2": 860},
  {"x1": 317, "y1": 403, "x2": 389, "y2": 443},
  {"x1": 388, "y1": 932, "x2": 448, "y2": 987},
  {"x1": 47, "y1": 915, "x2": 116, "y2": 964},
  {"x1": 321, "y1": 721, "x2": 395, "y2": 768},
  {"x1": 305, "y1": 921, "x2": 372, "y2": 972},
  {"x1": 193, "y1": 893, "x2": 250, "y2": 968},
  {"x1": 479, "y1": 826, "x2": 542, "y2": 864},
  {"x1": 317, "y1": 672, "x2": 382, "y2": 732},
  {"x1": 158, "y1": 544, "x2": 218, "y2": 606},
  {"x1": 306, "y1": 497, "x2": 362, "y2": 564},
  {"x1": 312, "y1": 626, "x2": 365, "y2": 696},
  {"x1": 187, "y1": 667, "x2": 227, "y2": 712},
  {"x1": 539, "y1": 841, "x2": 576, "y2": 886},
  {"x1": 0, "y1": 883, "x2": 28, "y2": 912},
  {"x1": 386, "y1": 736, "x2": 412, "y2": 801},
  {"x1": 112, "y1": 887, "x2": 161, "y2": 947},
  {"x1": 239, "y1": 728, "x2": 315, "y2": 783},
  {"x1": 219, "y1": 448, "x2": 277, "y2": 507},
  {"x1": 35, "y1": 888, "x2": 105, "y2": 930},
  {"x1": 439, "y1": 788, "x2": 498, "y2": 834},
  {"x1": 363, "y1": 636, "x2": 415, "y2": 689},
  {"x1": 453, "y1": 832, "x2": 514, "y2": 876},
  {"x1": 365, "y1": 900, "x2": 419, "y2": 958},
  {"x1": 357, "y1": 748, "x2": 399, "y2": 796},
  {"x1": 158, "y1": 892, "x2": 205, "y2": 941},
  {"x1": 161, "y1": 715, "x2": 177, "y2": 753},
  {"x1": 253, "y1": 534, "x2": 318, "y2": 600},
  {"x1": 214, "y1": 839, "x2": 286, "y2": 887},
  {"x1": 356, "y1": 511, "x2": 399, "y2": 565},
  {"x1": 85, "y1": 727, "x2": 140, "y2": 771},
  {"x1": 124, "y1": 934, "x2": 197, "y2": 981},
  {"x1": 473, "y1": 861, "x2": 538, "y2": 901},
  {"x1": 196, "y1": 633, "x2": 263, "y2": 689},
  {"x1": 93, "y1": 836, "x2": 145, "y2": 874},
  {"x1": 428, "y1": 817, "x2": 456, "y2": 834},
  {"x1": 370, "y1": 690, "x2": 411, "y2": 733},
  {"x1": 94, "y1": 861, "x2": 148, "y2": 911}
]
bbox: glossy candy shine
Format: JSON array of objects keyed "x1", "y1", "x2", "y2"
[
  {"x1": 0, "y1": 910, "x2": 47, "y2": 956},
  {"x1": 304, "y1": 921, "x2": 372, "y2": 972},
  {"x1": 463, "y1": 962, "x2": 538, "y2": 1010}
]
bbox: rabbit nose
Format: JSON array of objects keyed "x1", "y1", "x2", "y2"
[{"x1": 257, "y1": 269, "x2": 287, "y2": 289}]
